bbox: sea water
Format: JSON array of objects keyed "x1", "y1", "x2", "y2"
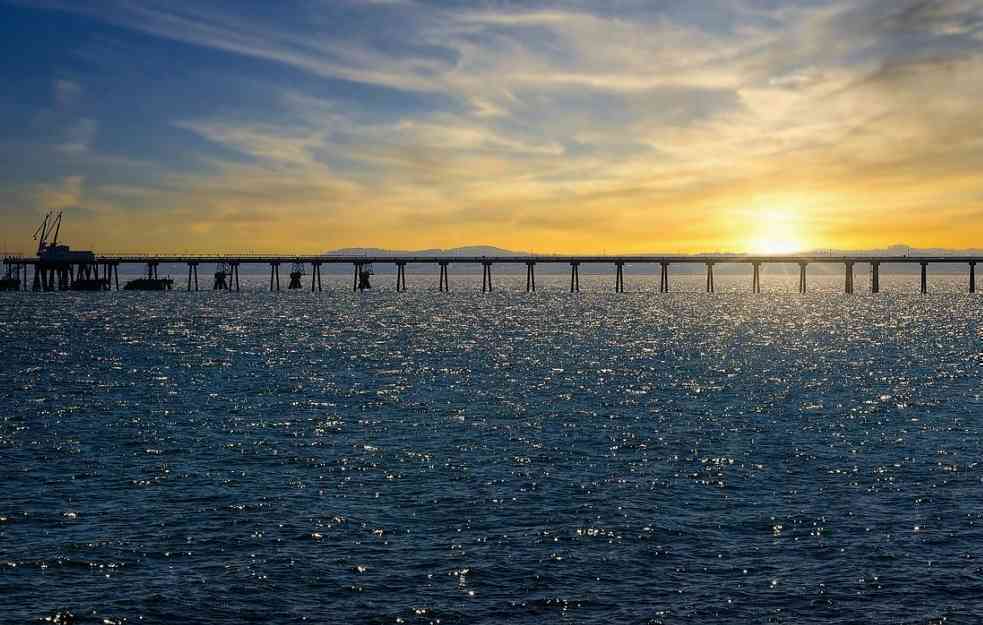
[{"x1": 2, "y1": 273, "x2": 982, "y2": 624}]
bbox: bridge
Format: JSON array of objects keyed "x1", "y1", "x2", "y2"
[{"x1": 2, "y1": 253, "x2": 981, "y2": 294}]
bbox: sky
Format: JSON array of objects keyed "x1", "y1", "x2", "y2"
[{"x1": 1, "y1": 0, "x2": 982, "y2": 255}]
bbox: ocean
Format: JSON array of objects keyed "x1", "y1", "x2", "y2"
[{"x1": 2, "y1": 272, "x2": 982, "y2": 624}]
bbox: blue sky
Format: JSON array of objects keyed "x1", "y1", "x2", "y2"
[{"x1": 2, "y1": 0, "x2": 983, "y2": 253}]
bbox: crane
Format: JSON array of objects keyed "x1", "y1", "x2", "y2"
[
  {"x1": 32, "y1": 210, "x2": 65, "y2": 256},
  {"x1": 33, "y1": 211, "x2": 53, "y2": 255}
]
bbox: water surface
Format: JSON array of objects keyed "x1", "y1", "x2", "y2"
[{"x1": 2, "y1": 274, "x2": 982, "y2": 624}]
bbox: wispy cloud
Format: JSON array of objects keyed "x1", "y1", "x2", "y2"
[{"x1": 4, "y1": 0, "x2": 983, "y2": 251}]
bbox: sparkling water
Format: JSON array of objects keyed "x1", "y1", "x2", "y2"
[{"x1": 2, "y1": 273, "x2": 982, "y2": 624}]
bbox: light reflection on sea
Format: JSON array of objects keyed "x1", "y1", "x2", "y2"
[{"x1": 1, "y1": 273, "x2": 982, "y2": 624}]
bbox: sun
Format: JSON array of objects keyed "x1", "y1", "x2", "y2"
[
  {"x1": 750, "y1": 237, "x2": 803, "y2": 255},
  {"x1": 742, "y1": 196, "x2": 811, "y2": 255}
]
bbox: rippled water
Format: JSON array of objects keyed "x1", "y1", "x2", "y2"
[{"x1": 2, "y1": 273, "x2": 983, "y2": 624}]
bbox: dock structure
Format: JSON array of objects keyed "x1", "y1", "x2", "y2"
[{"x1": 2, "y1": 254, "x2": 983, "y2": 294}]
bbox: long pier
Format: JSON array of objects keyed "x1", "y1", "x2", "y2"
[{"x1": 2, "y1": 254, "x2": 980, "y2": 294}]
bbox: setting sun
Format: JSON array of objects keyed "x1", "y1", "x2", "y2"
[
  {"x1": 749, "y1": 237, "x2": 804, "y2": 255},
  {"x1": 741, "y1": 197, "x2": 812, "y2": 255}
]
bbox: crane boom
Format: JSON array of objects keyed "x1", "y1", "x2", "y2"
[
  {"x1": 50, "y1": 211, "x2": 63, "y2": 248},
  {"x1": 33, "y1": 211, "x2": 52, "y2": 255}
]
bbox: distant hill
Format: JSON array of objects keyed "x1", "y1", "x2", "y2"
[
  {"x1": 324, "y1": 244, "x2": 983, "y2": 258},
  {"x1": 324, "y1": 246, "x2": 525, "y2": 257},
  {"x1": 801, "y1": 244, "x2": 983, "y2": 257}
]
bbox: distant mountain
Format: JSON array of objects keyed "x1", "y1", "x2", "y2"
[
  {"x1": 324, "y1": 246, "x2": 525, "y2": 257},
  {"x1": 801, "y1": 244, "x2": 983, "y2": 257},
  {"x1": 324, "y1": 244, "x2": 983, "y2": 258}
]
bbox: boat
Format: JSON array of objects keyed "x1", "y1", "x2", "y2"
[
  {"x1": 70, "y1": 279, "x2": 109, "y2": 291},
  {"x1": 124, "y1": 278, "x2": 173, "y2": 291}
]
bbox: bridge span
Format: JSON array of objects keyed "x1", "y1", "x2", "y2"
[{"x1": 2, "y1": 254, "x2": 981, "y2": 294}]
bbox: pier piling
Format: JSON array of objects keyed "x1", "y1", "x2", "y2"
[
  {"x1": 920, "y1": 262, "x2": 928, "y2": 294},
  {"x1": 845, "y1": 261, "x2": 854, "y2": 294},
  {"x1": 871, "y1": 262, "x2": 880, "y2": 293},
  {"x1": 482, "y1": 262, "x2": 493, "y2": 293},
  {"x1": 570, "y1": 262, "x2": 580, "y2": 293},
  {"x1": 396, "y1": 262, "x2": 407, "y2": 292},
  {"x1": 310, "y1": 262, "x2": 322, "y2": 292},
  {"x1": 615, "y1": 262, "x2": 625, "y2": 293},
  {"x1": 660, "y1": 262, "x2": 670, "y2": 293},
  {"x1": 438, "y1": 262, "x2": 449, "y2": 292},
  {"x1": 970, "y1": 262, "x2": 976, "y2": 294},
  {"x1": 752, "y1": 262, "x2": 761, "y2": 293},
  {"x1": 705, "y1": 262, "x2": 715, "y2": 293},
  {"x1": 526, "y1": 262, "x2": 536, "y2": 293},
  {"x1": 798, "y1": 262, "x2": 808, "y2": 294}
]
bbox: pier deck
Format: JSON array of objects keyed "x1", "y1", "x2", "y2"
[{"x1": 2, "y1": 254, "x2": 980, "y2": 294}]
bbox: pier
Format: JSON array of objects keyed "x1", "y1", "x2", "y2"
[{"x1": 3, "y1": 253, "x2": 983, "y2": 294}]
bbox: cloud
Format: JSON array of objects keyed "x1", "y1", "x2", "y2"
[
  {"x1": 53, "y1": 78, "x2": 81, "y2": 107},
  {"x1": 57, "y1": 118, "x2": 97, "y2": 154},
  {"x1": 7, "y1": 0, "x2": 983, "y2": 251},
  {"x1": 37, "y1": 175, "x2": 83, "y2": 209}
]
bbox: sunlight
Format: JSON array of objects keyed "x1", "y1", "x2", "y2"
[
  {"x1": 743, "y1": 195, "x2": 811, "y2": 255},
  {"x1": 750, "y1": 236, "x2": 804, "y2": 255}
]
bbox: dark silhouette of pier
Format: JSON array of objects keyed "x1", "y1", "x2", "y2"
[{"x1": 1, "y1": 253, "x2": 980, "y2": 294}]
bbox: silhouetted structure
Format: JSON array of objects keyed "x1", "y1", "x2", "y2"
[
  {"x1": 1, "y1": 259, "x2": 20, "y2": 291},
  {"x1": 125, "y1": 262, "x2": 173, "y2": 290},
  {"x1": 288, "y1": 262, "x2": 304, "y2": 289},
  {"x1": 4, "y1": 252, "x2": 983, "y2": 294},
  {"x1": 355, "y1": 263, "x2": 373, "y2": 292},
  {"x1": 25, "y1": 211, "x2": 111, "y2": 291},
  {"x1": 214, "y1": 262, "x2": 237, "y2": 290}
]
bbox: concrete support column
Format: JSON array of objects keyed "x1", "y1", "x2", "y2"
[
  {"x1": 526, "y1": 262, "x2": 536, "y2": 293},
  {"x1": 920, "y1": 262, "x2": 928, "y2": 294},
  {"x1": 845, "y1": 262, "x2": 854, "y2": 294},
  {"x1": 396, "y1": 262, "x2": 407, "y2": 292},
  {"x1": 438, "y1": 262, "x2": 449, "y2": 292},
  {"x1": 705, "y1": 262, "x2": 715, "y2": 293},
  {"x1": 970, "y1": 262, "x2": 976, "y2": 294},
  {"x1": 752, "y1": 262, "x2": 761, "y2": 294},
  {"x1": 871, "y1": 262, "x2": 880, "y2": 293},
  {"x1": 482, "y1": 262, "x2": 493, "y2": 293},
  {"x1": 798, "y1": 262, "x2": 808, "y2": 294}
]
